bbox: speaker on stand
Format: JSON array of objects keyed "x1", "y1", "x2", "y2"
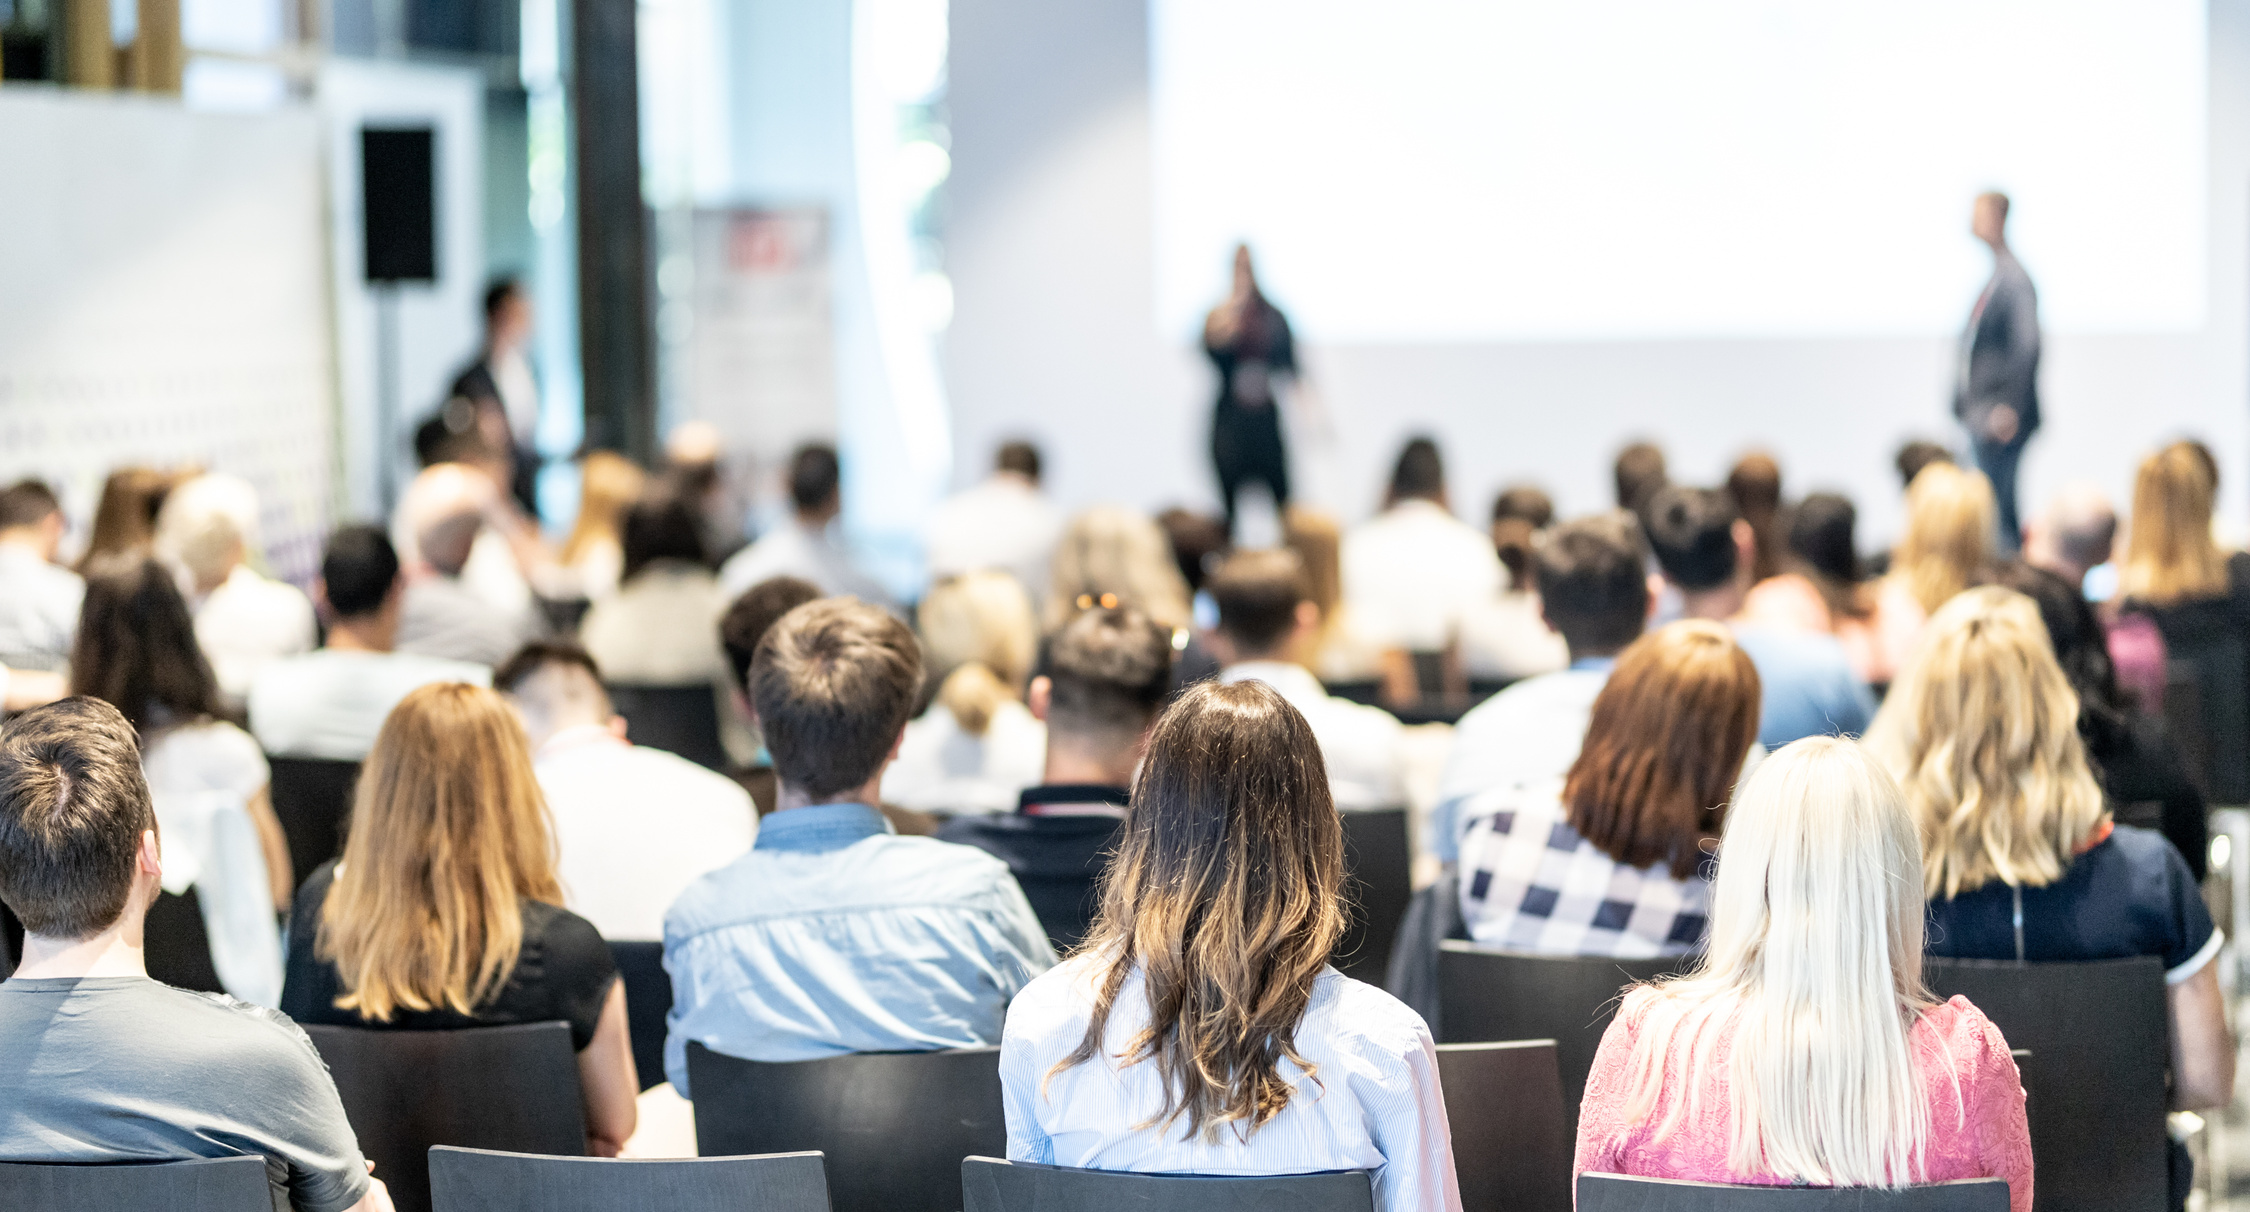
[{"x1": 360, "y1": 126, "x2": 437, "y2": 512}]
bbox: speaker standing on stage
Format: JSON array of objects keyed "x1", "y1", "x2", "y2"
[
  {"x1": 1954, "y1": 191, "x2": 2040, "y2": 552},
  {"x1": 1205, "y1": 245, "x2": 1296, "y2": 537}
]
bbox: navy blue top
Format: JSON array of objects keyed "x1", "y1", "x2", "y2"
[{"x1": 1925, "y1": 824, "x2": 2219, "y2": 981}]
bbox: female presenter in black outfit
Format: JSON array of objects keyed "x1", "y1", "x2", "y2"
[{"x1": 1205, "y1": 244, "x2": 1296, "y2": 537}]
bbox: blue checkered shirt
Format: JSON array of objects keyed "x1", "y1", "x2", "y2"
[{"x1": 1456, "y1": 779, "x2": 1710, "y2": 957}]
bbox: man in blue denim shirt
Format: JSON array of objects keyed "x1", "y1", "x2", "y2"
[{"x1": 663, "y1": 597, "x2": 1055, "y2": 1092}]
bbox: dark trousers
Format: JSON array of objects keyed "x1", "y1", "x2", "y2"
[
  {"x1": 1212, "y1": 406, "x2": 1290, "y2": 536},
  {"x1": 1970, "y1": 435, "x2": 2027, "y2": 554}
]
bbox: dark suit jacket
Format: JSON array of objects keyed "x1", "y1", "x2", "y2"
[{"x1": 1953, "y1": 249, "x2": 2042, "y2": 436}]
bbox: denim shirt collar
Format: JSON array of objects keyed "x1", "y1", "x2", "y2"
[
  {"x1": 753, "y1": 802, "x2": 893, "y2": 854},
  {"x1": 1568, "y1": 655, "x2": 1618, "y2": 674}
]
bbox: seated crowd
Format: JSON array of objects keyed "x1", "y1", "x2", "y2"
[{"x1": 0, "y1": 425, "x2": 2242, "y2": 1212}]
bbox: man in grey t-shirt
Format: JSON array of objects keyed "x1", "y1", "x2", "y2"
[{"x1": 0, "y1": 698, "x2": 391, "y2": 1212}]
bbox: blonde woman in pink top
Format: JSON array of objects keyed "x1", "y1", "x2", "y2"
[{"x1": 1573, "y1": 737, "x2": 2033, "y2": 1212}]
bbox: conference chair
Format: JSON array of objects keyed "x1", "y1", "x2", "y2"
[
  {"x1": 305, "y1": 1021, "x2": 587, "y2": 1212},
  {"x1": 688, "y1": 1042, "x2": 1003, "y2": 1212},
  {"x1": 607, "y1": 683, "x2": 729, "y2": 772},
  {"x1": 1435, "y1": 942, "x2": 1683, "y2": 1130},
  {"x1": 2144, "y1": 615, "x2": 2249, "y2": 803},
  {"x1": 428, "y1": 1146, "x2": 831, "y2": 1212},
  {"x1": 266, "y1": 756, "x2": 362, "y2": 889},
  {"x1": 1576, "y1": 1174, "x2": 2009, "y2": 1211},
  {"x1": 961, "y1": 1157, "x2": 1376, "y2": 1212},
  {"x1": 1436, "y1": 1041, "x2": 1572, "y2": 1212},
  {"x1": 1335, "y1": 808, "x2": 1412, "y2": 985},
  {"x1": 608, "y1": 940, "x2": 672, "y2": 1092},
  {"x1": 141, "y1": 887, "x2": 224, "y2": 995},
  {"x1": 0, "y1": 1156, "x2": 274, "y2": 1212},
  {"x1": 1924, "y1": 956, "x2": 2169, "y2": 1212}
]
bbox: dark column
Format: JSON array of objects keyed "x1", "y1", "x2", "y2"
[{"x1": 571, "y1": 0, "x2": 656, "y2": 462}]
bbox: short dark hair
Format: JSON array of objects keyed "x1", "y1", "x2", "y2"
[
  {"x1": 789, "y1": 444, "x2": 842, "y2": 512},
  {"x1": 749, "y1": 598, "x2": 923, "y2": 800},
  {"x1": 493, "y1": 640, "x2": 604, "y2": 696},
  {"x1": 72, "y1": 557, "x2": 223, "y2": 733},
  {"x1": 996, "y1": 441, "x2": 1041, "y2": 482},
  {"x1": 0, "y1": 479, "x2": 61, "y2": 531},
  {"x1": 1614, "y1": 442, "x2": 1668, "y2": 515},
  {"x1": 1644, "y1": 487, "x2": 1740, "y2": 593},
  {"x1": 1491, "y1": 484, "x2": 1554, "y2": 528},
  {"x1": 1788, "y1": 492, "x2": 1860, "y2": 584},
  {"x1": 621, "y1": 489, "x2": 709, "y2": 582},
  {"x1": 484, "y1": 277, "x2": 523, "y2": 322},
  {"x1": 322, "y1": 525, "x2": 402, "y2": 620},
  {"x1": 0, "y1": 697, "x2": 156, "y2": 939},
  {"x1": 1895, "y1": 440, "x2": 1954, "y2": 490},
  {"x1": 1157, "y1": 509, "x2": 1229, "y2": 593},
  {"x1": 1388, "y1": 437, "x2": 1445, "y2": 503},
  {"x1": 1533, "y1": 514, "x2": 1650, "y2": 658},
  {"x1": 721, "y1": 577, "x2": 825, "y2": 693},
  {"x1": 1043, "y1": 604, "x2": 1177, "y2": 746},
  {"x1": 1207, "y1": 549, "x2": 1309, "y2": 656}
]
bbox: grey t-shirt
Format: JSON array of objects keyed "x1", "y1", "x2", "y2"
[{"x1": 0, "y1": 976, "x2": 370, "y2": 1212}]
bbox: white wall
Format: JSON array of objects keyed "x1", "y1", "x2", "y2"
[{"x1": 948, "y1": 0, "x2": 2250, "y2": 547}]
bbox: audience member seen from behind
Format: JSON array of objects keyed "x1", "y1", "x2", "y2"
[
  {"x1": 249, "y1": 526, "x2": 489, "y2": 762},
  {"x1": 497, "y1": 642, "x2": 757, "y2": 942},
  {"x1": 1046, "y1": 506, "x2": 1210, "y2": 687},
  {"x1": 1726, "y1": 451, "x2": 1786, "y2": 584},
  {"x1": 1865, "y1": 587, "x2": 2233, "y2": 1198},
  {"x1": 552, "y1": 450, "x2": 645, "y2": 603},
  {"x1": 280, "y1": 682, "x2": 637, "y2": 1156},
  {"x1": 0, "y1": 478, "x2": 85, "y2": 673},
  {"x1": 1575, "y1": 738, "x2": 2031, "y2": 1212},
  {"x1": 391, "y1": 464, "x2": 541, "y2": 668},
  {"x1": 1002, "y1": 681, "x2": 1461, "y2": 1212},
  {"x1": 717, "y1": 575, "x2": 825, "y2": 815},
  {"x1": 0, "y1": 698, "x2": 393, "y2": 1212},
  {"x1": 1642, "y1": 486, "x2": 1873, "y2": 748},
  {"x1": 1613, "y1": 441, "x2": 1669, "y2": 519},
  {"x1": 717, "y1": 442, "x2": 891, "y2": 604},
  {"x1": 938, "y1": 604, "x2": 1175, "y2": 950},
  {"x1": 1434, "y1": 513, "x2": 1650, "y2": 863},
  {"x1": 1209, "y1": 548, "x2": 1408, "y2": 811},
  {"x1": 1458, "y1": 484, "x2": 1569, "y2": 683},
  {"x1": 2022, "y1": 481, "x2": 2118, "y2": 597},
  {"x1": 1865, "y1": 462, "x2": 1998, "y2": 685},
  {"x1": 155, "y1": 473, "x2": 318, "y2": 710},
  {"x1": 76, "y1": 465, "x2": 184, "y2": 573},
  {"x1": 925, "y1": 440, "x2": 1066, "y2": 607},
  {"x1": 2117, "y1": 443, "x2": 2250, "y2": 720},
  {"x1": 663, "y1": 598, "x2": 1054, "y2": 1089},
  {"x1": 1341, "y1": 437, "x2": 1504, "y2": 704},
  {"x1": 1282, "y1": 506, "x2": 1388, "y2": 682},
  {"x1": 1156, "y1": 508, "x2": 1231, "y2": 596},
  {"x1": 1741, "y1": 492, "x2": 1875, "y2": 673},
  {"x1": 73, "y1": 557, "x2": 293, "y2": 1005},
  {"x1": 882, "y1": 570, "x2": 1047, "y2": 815},
  {"x1": 1457, "y1": 620, "x2": 1758, "y2": 957}
]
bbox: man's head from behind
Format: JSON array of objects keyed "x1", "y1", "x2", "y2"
[
  {"x1": 495, "y1": 641, "x2": 616, "y2": 751},
  {"x1": 1385, "y1": 437, "x2": 1446, "y2": 508},
  {"x1": 1206, "y1": 548, "x2": 1315, "y2": 664},
  {"x1": 399, "y1": 463, "x2": 494, "y2": 577},
  {"x1": 0, "y1": 479, "x2": 65, "y2": 559},
  {"x1": 1533, "y1": 513, "x2": 1651, "y2": 660},
  {"x1": 995, "y1": 440, "x2": 1042, "y2": 485},
  {"x1": 1613, "y1": 442, "x2": 1668, "y2": 517},
  {"x1": 1036, "y1": 603, "x2": 1174, "y2": 770},
  {"x1": 1643, "y1": 486, "x2": 1747, "y2": 595},
  {"x1": 721, "y1": 576, "x2": 825, "y2": 696},
  {"x1": 789, "y1": 443, "x2": 843, "y2": 522},
  {"x1": 2026, "y1": 482, "x2": 2118, "y2": 585},
  {"x1": 749, "y1": 598, "x2": 923, "y2": 803},
  {"x1": 319, "y1": 525, "x2": 404, "y2": 631},
  {"x1": 0, "y1": 698, "x2": 158, "y2": 942},
  {"x1": 1895, "y1": 440, "x2": 1954, "y2": 492}
]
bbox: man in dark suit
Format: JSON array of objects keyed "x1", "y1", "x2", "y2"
[
  {"x1": 1954, "y1": 191, "x2": 2040, "y2": 551},
  {"x1": 449, "y1": 277, "x2": 541, "y2": 515}
]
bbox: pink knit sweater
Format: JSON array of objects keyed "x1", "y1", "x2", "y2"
[{"x1": 1574, "y1": 992, "x2": 2033, "y2": 1212}]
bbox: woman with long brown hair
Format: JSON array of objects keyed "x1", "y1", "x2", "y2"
[
  {"x1": 279, "y1": 682, "x2": 638, "y2": 1155},
  {"x1": 1000, "y1": 681, "x2": 1460, "y2": 1212}
]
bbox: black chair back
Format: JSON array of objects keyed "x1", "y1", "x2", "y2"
[
  {"x1": 608, "y1": 941, "x2": 672, "y2": 1092},
  {"x1": 1435, "y1": 943, "x2": 1682, "y2": 1130},
  {"x1": 962, "y1": 1157, "x2": 1375, "y2": 1212},
  {"x1": 1437, "y1": 1041, "x2": 1571, "y2": 1212},
  {"x1": 1577, "y1": 1173, "x2": 2009, "y2": 1210},
  {"x1": 1924, "y1": 956, "x2": 2169, "y2": 1212},
  {"x1": 0, "y1": 1156, "x2": 274, "y2": 1211},
  {"x1": 428, "y1": 1146, "x2": 830, "y2": 1212},
  {"x1": 1336, "y1": 808, "x2": 1412, "y2": 985},
  {"x1": 266, "y1": 757, "x2": 361, "y2": 889},
  {"x1": 689, "y1": 1042, "x2": 1002, "y2": 1212},
  {"x1": 607, "y1": 684, "x2": 729, "y2": 772},
  {"x1": 142, "y1": 888, "x2": 223, "y2": 995},
  {"x1": 304, "y1": 1021, "x2": 587, "y2": 1212},
  {"x1": 2143, "y1": 607, "x2": 2250, "y2": 802}
]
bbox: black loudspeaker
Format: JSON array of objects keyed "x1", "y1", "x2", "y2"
[{"x1": 361, "y1": 127, "x2": 437, "y2": 284}]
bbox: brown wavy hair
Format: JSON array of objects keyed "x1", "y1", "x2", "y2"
[
  {"x1": 1054, "y1": 680, "x2": 1347, "y2": 1143},
  {"x1": 316, "y1": 682, "x2": 563, "y2": 1021}
]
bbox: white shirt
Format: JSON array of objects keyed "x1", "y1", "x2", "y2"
[
  {"x1": 880, "y1": 699, "x2": 1049, "y2": 814},
  {"x1": 534, "y1": 725, "x2": 758, "y2": 941},
  {"x1": 718, "y1": 517, "x2": 892, "y2": 605},
  {"x1": 1341, "y1": 501, "x2": 1505, "y2": 652},
  {"x1": 248, "y1": 648, "x2": 493, "y2": 761},
  {"x1": 141, "y1": 720, "x2": 284, "y2": 1007},
  {"x1": 395, "y1": 574, "x2": 537, "y2": 668},
  {"x1": 493, "y1": 346, "x2": 540, "y2": 443},
  {"x1": 192, "y1": 565, "x2": 318, "y2": 710},
  {"x1": 1219, "y1": 661, "x2": 1407, "y2": 811},
  {"x1": 925, "y1": 475, "x2": 1065, "y2": 605},
  {"x1": 1003, "y1": 957, "x2": 1462, "y2": 1212},
  {"x1": 581, "y1": 562, "x2": 731, "y2": 685},
  {"x1": 0, "y1": 542, "x2": 83, "y2": 672},
  {"x1": 1455, "y1": 591, "x2": 1568, "y2": 683},
  {"x1": 1430, "y1": 660, "x2": 1614, "y2": 863}
]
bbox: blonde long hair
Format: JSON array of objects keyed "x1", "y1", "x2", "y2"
[
  {"x1": 561, "y1": 451, "x2": 646, "y2": 566},
  {"x1": 1863, "y1": 586, "x2": 2107, "y2": 898},
  {"x1": 920, "y1": 570, "x2": 1038, "y2": 737},
  {"x1": 2119, "y1": 442, "x2": 2227, "y2": 606},
  {"x1": 317, "y1": 683, "x2": 564, "y2": 1021},
  {"x1": 1046, "y1": 507, "x2": 1194, "y2": 633},
  {"x1": 1618, "y1": 738, "x2": 1935, "y2": 1187},
  {"x1": 1891, "y1": 463, "x2": 1997, "y2": 615}
]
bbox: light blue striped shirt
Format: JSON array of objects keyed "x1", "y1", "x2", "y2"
[
  {"x1": 1002, "y1": 957, "x2": 1463, "y2": 1212},
  {"x1": 662, "y1": 802, "x2": 1056, "y2": 1093}
]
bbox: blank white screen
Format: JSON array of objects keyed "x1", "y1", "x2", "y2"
[{"x1": 1151, "y1": 0, "x2": 2207, "y2": 342}]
